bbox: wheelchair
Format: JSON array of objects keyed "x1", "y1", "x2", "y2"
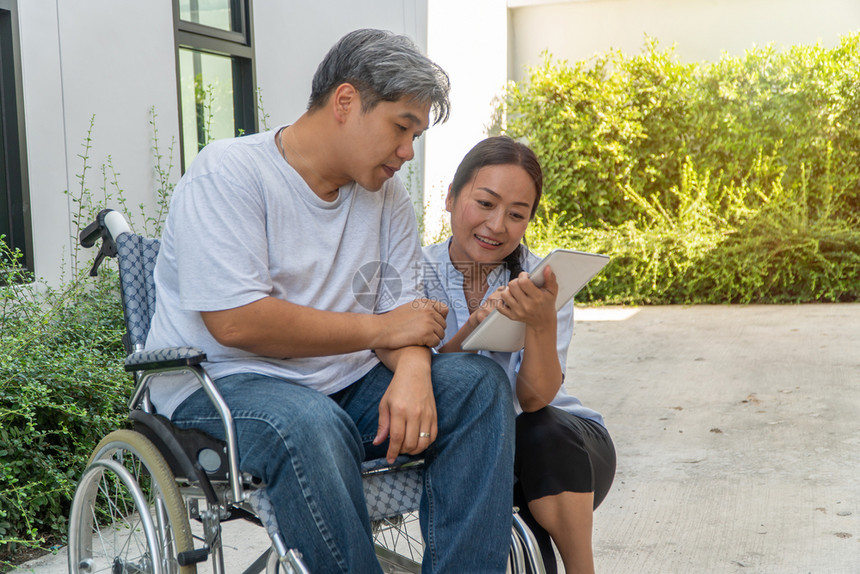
[{"x1": 67, "y1": 209, "x2": 547, "y2": 574}]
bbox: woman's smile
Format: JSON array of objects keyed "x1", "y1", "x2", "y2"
[{"x1": 474, "y1": 233, "x2": 503, "y2": 248}]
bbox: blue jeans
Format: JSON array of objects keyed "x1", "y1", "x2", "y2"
[{"x1": 171, "y1": 352, "x2": 515, "y2": 573}]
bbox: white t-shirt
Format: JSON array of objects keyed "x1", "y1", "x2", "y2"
[{"x1": 146, "y1": 128, "x2": 424, "y2": 417}]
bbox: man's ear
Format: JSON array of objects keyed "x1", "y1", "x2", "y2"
[
  {"x1": 445, "y1": 185, "x2": 454, "y2": 213},
  {"x1": 332, "y1": 83, "x2": 359, "y2": 123}
]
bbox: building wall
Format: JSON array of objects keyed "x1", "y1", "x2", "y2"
[
  {"x1": 18, "y1": 0, "x2": 179, "y2": 285},
  {"x1": 16, "y1": 1, "x2": 441, "y2": 285},
  {"x1": 509, "y1": 0, "x2": 860, "y2": 82}
]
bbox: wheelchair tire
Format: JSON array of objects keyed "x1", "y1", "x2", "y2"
[{"x1": 68, "y1": 429, "x2": 196, "y2": 574}]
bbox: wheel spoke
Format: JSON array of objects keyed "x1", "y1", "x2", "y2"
[{"x1": 373, "y1": 511, "x2": 423, "y2": 572}]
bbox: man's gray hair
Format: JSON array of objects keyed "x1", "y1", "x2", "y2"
[{"x1": 309, "y1": 29, "x2": 451, "y2": 125}]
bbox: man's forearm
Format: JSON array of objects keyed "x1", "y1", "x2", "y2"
[
  {"x1": 201, "y1": 296, "x2": 383, "y2": 358},
  {"x1": 374, "y1": 345, "x2": 431, "y2": 374}
]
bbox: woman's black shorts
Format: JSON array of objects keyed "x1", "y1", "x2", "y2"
[{"x1": 513, "y1": 405, "x2": 616, "y2": 510}]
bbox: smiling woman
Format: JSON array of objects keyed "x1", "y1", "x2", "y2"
[
  {"x1": 442, "y1": 137, "x2": 543, "y2": 309},
  {"x1": 423, "y1": 136, "x2": 617, "y2": 574},
  {"x1": 446, "y1": 163, "x2": 535, "y2": 269}
]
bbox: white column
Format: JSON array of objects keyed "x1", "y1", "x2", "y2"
[{"x1": 424, "y1": 0, "x2": 509, "y2": 242}]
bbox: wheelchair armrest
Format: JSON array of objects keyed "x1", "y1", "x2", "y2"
[
  {"x1": 126, "y1": 347, "x2": 245, "y2": 504},
  {"x1": 124, "y1": 346, "x2": 207, "y2": 372}
]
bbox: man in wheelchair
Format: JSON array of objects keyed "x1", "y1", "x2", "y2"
[{"x1": 144, "y1": 29, "x2": 516, "y2": 572}]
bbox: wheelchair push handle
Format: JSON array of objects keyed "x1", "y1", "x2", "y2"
[{"x1": 78, "y1": 209, "x2": 132, "y2": 277}]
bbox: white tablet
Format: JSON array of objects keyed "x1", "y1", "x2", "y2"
[{"x1": 460, "y1": 249, "x2": 609, "y2": 352}]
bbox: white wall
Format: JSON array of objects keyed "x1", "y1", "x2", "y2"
[
  {"x1": 16, "y1": 1, "x2": 67, "y2": 285},
  {"x1": 509, "y1": 0, "x2": 860, "y2": 81},
  {"x1": 18, "y1": 0, "x2": 179, "y2": 285},
  {"x1": 424, "y1": 0, "x2": 509, "y2": 239}
]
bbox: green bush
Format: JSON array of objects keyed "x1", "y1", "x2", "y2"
[
  {"x1": 508, "y1": 34, "x2": 860, "y2": 303},
  {"x1": 1, "y1": 242, "x2": 129, "y2": 562},
  {"x1": 524, "y1": 156, "x2": 860, "y2": 304},
  {"x1": 0, "y1": 109, "x2": 173, "y2": 567}
]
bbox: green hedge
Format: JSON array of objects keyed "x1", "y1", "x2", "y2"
[
  {"x1": 0, "y1": 245, "x2": 129, "y2": 564},
  {"x1": 0, "y1": 109, "x2": 172, "y2": 566},
  {"x1": 505, "y1": 35, "x2": 860, "y2": 303}
]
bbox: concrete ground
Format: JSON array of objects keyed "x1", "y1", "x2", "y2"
[
  {"x1": 575, "y1": 304, "x2": 860, "y2": 574},
  {"x1": 17, "y1": 304, "x2": 860, "y2": 573}
]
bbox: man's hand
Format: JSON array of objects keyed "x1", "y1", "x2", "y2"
[
  {"x1": 373, "y1": 347, "x2": 437, "y2": 463},
  {"x1": 374, "y1": 299, "x2": 448, "y2": 349}
]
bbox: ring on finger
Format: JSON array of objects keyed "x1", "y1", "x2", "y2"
[{"x1": 419, "y1": 432, "x2": 431, "y2": 438}]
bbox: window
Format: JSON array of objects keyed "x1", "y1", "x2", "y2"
[
  {"x1": 175, "y1": 0, "x2": 257, "y2": 170},
  {"x1": 0, "y1": 0, "x2": 30, "y2": 270}
]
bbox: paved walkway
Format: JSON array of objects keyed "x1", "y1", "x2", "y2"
[
  {"x1": 17, "y1": 304, "x2": 860, "y2": 573},
  {"x1": 575, "y1": 304, "x2": 860, "y2": 573}
]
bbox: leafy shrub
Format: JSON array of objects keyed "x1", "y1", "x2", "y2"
[
  {"x1": 684, "y1": 170, "x2": 860, "y2": 303},
  {"x1": 507, "y1": 34, "x2": 860, "y2": 303},
  {"x1": 525, "y1": 157, "x2": 860, "y2": 304},
  {"x1": 0, "y1": 242, "x2": 129, "y2": 562},
  {"x1": 0, "y1": 109, "x2": 174, "y2": 567}
]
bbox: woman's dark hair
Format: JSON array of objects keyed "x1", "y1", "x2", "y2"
[{"x1": 449, "y1": 136, "x2": 543, "y2": 280}]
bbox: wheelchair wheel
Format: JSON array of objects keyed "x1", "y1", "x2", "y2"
[
  {"x1": 68, "y1": 429, "x2": 196, "y2": 574},
  {"x1": 372, "y1": 511, "x2": 423, "y2": 573},
  {"x1": 371, "y1": 510, "x2": 546, "y2": 574}
]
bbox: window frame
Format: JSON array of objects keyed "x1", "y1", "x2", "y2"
[
  {"x1": 0, "y1": 0, "x2": 32, "y2": 272},
  {"x1": 173, "y1": 0, "x2": 257, "y2": 172}
]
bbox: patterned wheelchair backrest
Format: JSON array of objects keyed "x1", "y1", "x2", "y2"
[{"x1": 115, "y1": 233, "x2": 161, "y2": 352}]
